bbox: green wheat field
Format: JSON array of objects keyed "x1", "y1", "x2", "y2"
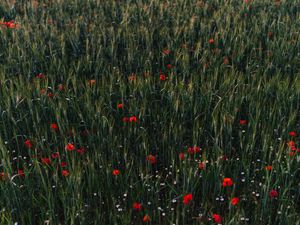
[{"x1": 0, "y1": 0, "x2": 299, "y2": 224}]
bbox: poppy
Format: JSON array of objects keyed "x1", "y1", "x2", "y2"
[
  {"x1": 50, "y1": 123, "x2": 59, "y2": 131},
  {"x1": 162, "y1": 49, "x2": 170, "y2": 55},
  {"x1": 179, "y1": 152, "x2": 185, "y2": 160},
  {"x1": 51, "y1": 152, "x2": 60, "y2": 159},
  {"x1": 36, "y1": 73, "x2": 46, "y2": 79},
  {"x1": 128, "y1": 74, "x2": 136, "y2": 81},
  {"x1": 183, "y1": 193, "x2": 193, "y2": 205},
  {"x1": 41, "y1": 158, "x2": 51, "y2": 165},
  {"x1": 57, "y1": 84, "x2": 65, "y2": 91},
  {"x1": 61, "y1": 162, "x2": 67, "y2": 167},
  {"x1": 198, "y1": 162, "x2": 206, "y2": 170},
  {"x1": 112, "y1": 169, "x2": 120, "y2": 176},
  {"x1": 269, "y1": 189, "x2": 278, "y2": 198},
  {"x1": 289, "y1": 131, "x2": 296, "y2": 137},
  {"x1": 88, "y1": 79, "x2": 96, "y2": 86},
  {"x1": 62, "y1": 170, "x2": 70, "y2": 177},
  {"x1": 222, "y1": 177, "x2": 233, "y2": 187},
  {"x1": 123, "y1": 117, "x2": 129, "y2": 122},
  {"x1": 48, "y1": 92, "x2": 54, "y2": 98},
  {"x1": 129, "y1": 116, "x2": 137, "y2": 122},
  {"x1": 187, "y1": 146, "x2": 201, "y2": 154},
  {"x1": 133, "y1": 202, "x2": 142, "y2": 211},
  {"x1": 24, "y1": 139, "x2": 33, "y2": 149},
  {"x1": 0, "y1": 172, "x2": 8, "y2": 181},
  {"x1": 18, "y1": 169, "x2": 25, "y2": 177},
  {"x1": 77, "y1": 147, "x2": 86, "y2": 155},
  {"x1": 0, "y1": 21, "x2": 18, "y2": 29},
  {"x1": 160, "y1": 74, "x2": 166, "y2": 81},
  {"x1": 65, "y1": 143, "x2": 75, "y2": 151},
  {"x1": 239, "y1": 119, "x2": 248, "y2": 125},
  {"x1": 208, "y1": 38, "x2": 214, "y2": 45},
  {"x1": 287, "y1": 141, "x2": 295, "y2": 147},
  {"x1": 265, "y1": 165, "x2": 273, "y2": 171},
  {"x1": 166, "y1": 64, "x2": 172, "y2": 69},
  {"x1": 231, "y1": 197, "x2": 239, "y2": 205},
  {"x1": 117, "y1": 103, "x2": 123, "y2": 109},
  {"x1": 146, "y1": 154, "x2": 157, "y2": 164},
  {"x1": 212, "y1": 213, "x2": 222, "y2": 223},
  {"x1": 143, "y1": 215, "x2": 151, "y2": 222}
]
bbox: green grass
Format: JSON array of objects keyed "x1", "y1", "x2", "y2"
[{"x1": 0, "y1": 0, "x2": 299, "y2": 224}]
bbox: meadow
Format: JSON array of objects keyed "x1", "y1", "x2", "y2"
[{"x1": 0, "y1": 0, "x2": 299, "y2": 224}]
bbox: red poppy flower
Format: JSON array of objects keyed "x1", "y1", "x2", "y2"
[
  {"x1": 57, "y1": 84, "x2": 65, "y2": 91},
  {"x1": 65, "y1": 143, "x2": 75, "y2": 151},
  {"x1": 51, "y1": 152, "x2": 60, "y2": 159},
  {"x1": 112, "y1": 169, "x2": 120, "y2": 176},
  {"x1": 187, "y1": 146, "x2": 201, "y2": 154},
  {"x1": 0, "y1": 172, "x2": 8, "y2": 181},
  {"x1": 166, "y1": 64, "x2": 172, "y2": 69},
  {"x1": 146, "y1": 154, "x2": 157, "y2": 164},
  {"x1": 50, "y1": 123, "x2": 59, "y2": 131},
  {"x1": 231, "y1": 197, "x2": 239, "y2": 205},
  {"x1": 222, "y1": 177, "x2": 233, "y2": 187},
  {"x1": 198, "y1": 162, "x2": 206, "y2": 170},
  {"x1": 143, "y1": 215, "x2": 151, "y2": 222},
  {"x1": 265, "y1": 165, "x2": 273, "y2": 171},
  {"x1": 289, "y1": 131, "x2": 296, "y2": 137},
  {"x1": 269, "y1": 189, "x2": 278, "y2": 198},
  {"x1": 47, "y1": 92, "x2": 54, "y2": 98},
  {"x1": 88, "y1": 79, "x2": 96, "y2": 86},
  {"x1": 287, "y1": 141, "x2": 295, "y2": 147},
  {"x1": 212, "y1": 213, "x2": 222, "y2": 223},
  {"x1": 239, "y1": 119, "x2": 248, "y2": 125},
  {"x1": 159, "y1": 74, "x2": 166, "y2": 81},
  {"x1": 36, "y1": 73, "x2": 46, "y2": 79},
  {"x1": 40, "y1": 89, "x2": 46, "y2": 95},
  {"x1": 183, "y1": 193, "x2": 193, "y2": 205},
  {"x1": 132, "y1": 202, "x2": 142, "y2": 211},
  {"x1": 179, "y1": 152, "x2": 185, "y2": 160},
  {"x1": 62, "y1": 170, "x2": 70, "y2": 177},
  {"x1": 208, "y1": 38, "x2": 214, "y2": 45},
  {"x1": 18, "y1": 169, "x2": 25, "y2": 177},
  {"x1": 24, "y1": 139, "x2": 33, "y2": 149},
  {"x1": 0, "y1": 20, "x2": 18, "y2": 29},
  {"x1": 123, "y1": 117, "x2": 129, "y2": 122},
  {"x1": 129, "y1": 116, "x2": 137, "y2": 122},
  {"x1": 41, "y1": 158, "x2": 51, "y2": 165},
  {"x1": 128, "y1": 74, "x2": 136, "y2": 81},
  {"x1": 77, "y1": 147, "x2": 86, "y2": 155},
  {"x1": 61, "y1": 162, "x2": 67, "y2": 167},
  {"x1": 117, "y1": 103, "x2": 123, "y2": 109},
  {"x1": 162, "y1": 49, "x2": 170, "y2": 55}
]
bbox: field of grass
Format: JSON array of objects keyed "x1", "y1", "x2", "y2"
[{"x1": 0, "y1": 0, "x2": 299, "y2": 224}]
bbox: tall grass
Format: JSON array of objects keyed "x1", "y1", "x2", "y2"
[{"x1": 0, "y1": 0, "x2": 299, "y2": 224}]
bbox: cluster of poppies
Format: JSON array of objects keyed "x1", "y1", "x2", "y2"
[
  {"x1": 287, "y1": 131, "x2": 299, "y2": 157},
  {"x1": 0, "y1": 20, "x2": 19, "y2": 29},
  {"x1": 22, "y1": 136, "x2": 87, "y2": 177}
]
